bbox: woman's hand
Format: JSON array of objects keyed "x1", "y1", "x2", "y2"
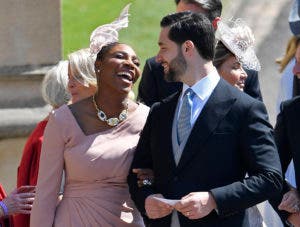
[
  {"x1": 2, "y1": 185, "x2": 35, "y2": 216},
  {"x1": 288, "y1": 212, "x2": 300, "y2": 227},
  {"x1": 132, "y1": 168, "x2": 154, "y2": 187},
  {"x1": 278, "y1": 187, "x2": 300, "y2": 213}
]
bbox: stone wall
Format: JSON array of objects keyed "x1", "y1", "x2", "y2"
[{"x1": 0, "y1": 0, "x2": 62, "y2": 138}]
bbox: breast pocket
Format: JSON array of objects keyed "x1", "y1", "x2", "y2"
[{"x1": 207, "y1": 132, "x2": 237, "y2": 154}]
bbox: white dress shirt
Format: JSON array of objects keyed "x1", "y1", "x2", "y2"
[
  {"x1": 171, "y1": 68, "x2": 220, "y2": 227},
  {"x1": 177, "y1": 68, "x2": 220, "y2": 126}
]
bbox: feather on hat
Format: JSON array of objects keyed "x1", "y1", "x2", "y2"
[{"x1": 90, "y1": 4, "x2": 131, "y2": 56}]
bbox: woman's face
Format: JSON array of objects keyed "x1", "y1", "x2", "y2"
[
  {"x1": 218, "y1": 55, "x2": 248, "y2": 91},
  {"x1": 295, "y1": 42, "x2": 300, "y2": 63},
  {"x1": 293, "y1": 43, "x2": 300, "y2": 78},
  {"x1": 67, "y1": 64, "x2": 97, "y2": 103},
  {"x1": 96, "y1": 44, "x2": 141, "y2": 95}
]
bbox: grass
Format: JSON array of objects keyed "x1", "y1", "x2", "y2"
[
  {"x1": 62, "y1": 0, "x2": 230, "y2": 94},
  {"x1": 62, "y1": 0, "x2": 175, "y2": 94}
]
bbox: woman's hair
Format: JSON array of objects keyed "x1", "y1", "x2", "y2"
[
  {"x1": 96, "y1": 42, "x2": 120, "y2": 61},
  {"x1": 213, "y1": 41, "x2": 234, "y2": 68},
  {"x1": 277, "y1": 36, "x2": 300, "y2": 72},
  {"x1": 41, "y1": 60, "x2": 70, "y2": 108},
  {"x1": 68, "y1": 48, "x2": 97, "y2": 87}
]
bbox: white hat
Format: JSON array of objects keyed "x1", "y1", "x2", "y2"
[
  {"x1": 89, "y1": 4, "x2": 131, "y2": 56},
  {"x1": 215, "y1": 18, "x2": 261, "y2": 71}
]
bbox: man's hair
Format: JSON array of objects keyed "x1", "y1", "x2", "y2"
[
  {"x1": 160, "y1": 11, "x2": 215, "y2": 60},
  {"x1": 174, "y1": 0, "x2": 222, "y2": 22}
]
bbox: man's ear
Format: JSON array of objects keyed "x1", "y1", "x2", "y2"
[{"x1": 182, "y1": 40, "x2": 195, "y2": 56}]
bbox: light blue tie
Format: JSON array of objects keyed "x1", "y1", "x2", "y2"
[{"x1": 177, "y1": 88, "x2": 194, "y2": 145}]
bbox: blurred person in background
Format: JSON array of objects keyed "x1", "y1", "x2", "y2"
[
  {"x1": 0, "y1": 185, "x2": 35, "y2": 227},
  {"x1": 269, "y1": 2, "x2": 300, "y2": 227},
  {"x1": 67, "y1": 48, "x2": 97, "y2": 103}
]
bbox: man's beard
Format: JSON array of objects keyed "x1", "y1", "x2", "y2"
[{"x1": 164, "y1": 50, "x2": 187, "y2": 82}]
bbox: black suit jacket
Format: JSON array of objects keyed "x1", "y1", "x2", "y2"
[
  {"x1": 137, "y1": 57, "x2": 263, "y2": 107},
  {"x1": 129, "y1": 78, "x2": 282, "y2": 227},
  {"x1": 269, "y1": 96, "x2": 300, "y2": 224}
]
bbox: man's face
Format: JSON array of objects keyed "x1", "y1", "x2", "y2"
[
  {"x1": 176, "y1": 1, "x2": 206, "y2": 13},
  {"x1": 156, "y1": 27, "x2": 187, "y2": 82}
]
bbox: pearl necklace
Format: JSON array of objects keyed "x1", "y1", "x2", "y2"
[{"x1": 92, "y1": 95, "x2": 128, "y2": 127}]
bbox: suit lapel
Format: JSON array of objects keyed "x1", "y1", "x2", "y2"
[
  {"x1": 160, "y1": 92, "x2": 181, "y2": 171},
  {"x1": 177, "y1": 79, "x2": 237, "y2": 171}
]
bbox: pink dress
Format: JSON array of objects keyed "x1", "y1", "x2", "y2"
[{"x1": 30, "y1": 104, "x2": 149, "y2": 227}]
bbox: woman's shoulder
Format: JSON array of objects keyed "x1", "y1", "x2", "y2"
[
  {"x1": 48, "y1": 104, "x2": 79, "y2": 134},
  {"x1": 50, "y1": 104, "x2": 72, "y2": 122}
]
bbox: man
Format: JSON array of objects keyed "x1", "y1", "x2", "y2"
[
  {"x1": 269, "y1": 98, "x2": 300, "y2": 226},
  {"x1": 137, "y1": 0, "x2": 262, "y2": 107},
  {"x1": 269, "y1": 2, "x2": 300, "y2": 226},
  {"x1": 128, "y1": 12, "x2": 282, "y2": 226}
]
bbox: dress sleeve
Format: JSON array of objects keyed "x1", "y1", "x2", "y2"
[{"x1": 30, "y1": 112, "x2": 65, "y2": 227}]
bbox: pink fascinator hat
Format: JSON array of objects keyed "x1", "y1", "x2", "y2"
[
  {"x1": 215, "y1": 19, "x2": 261, "y2": 71},
  {"x1": 90, "y1": 4, "x2": 131, "y2": 56}
]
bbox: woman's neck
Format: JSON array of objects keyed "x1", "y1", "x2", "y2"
[{"x1": 93, "y1": 91, "x2": 128, "y2": 117}]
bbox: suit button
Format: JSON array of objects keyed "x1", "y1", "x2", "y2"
[{"x1": 174, "y1": 176, "x2": 178, "y2": 181}]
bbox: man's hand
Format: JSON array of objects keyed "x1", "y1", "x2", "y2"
[
  {"x1": 174, "y1": 192, "x2": 217, "y2": 219},
  {"x1": 279, "y1": 188, "x2": 300, "y2": 213},
  {"x1": 288, "y1": 212, "x2": 300, "y2": 227},
  {"x1": 145, "y1": 194, "x2": 173, "y2": 219}
]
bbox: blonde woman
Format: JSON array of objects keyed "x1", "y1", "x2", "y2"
[{"x1": 67, "y1": 48, "x2": 97, "y2": 103}]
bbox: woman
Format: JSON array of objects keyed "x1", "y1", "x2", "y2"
[
  {"x1": 215, "y1": 19, "x2": 267, "y2": 227},
  {"x1": 0, "y1": 184, "x2": 35, "y2": 227},
  {"x1": 30, "y1": 5, "x2": 149, "y2": 226},
  {"x1": 31, "y1": 41, "x2": 148, "y2": 227},
  {"x1": 16, "y1": 50, "x2": 102, "y2": 227},
  {"x1": 68, "y1": 47, "x2": 135, "y2": 102},
  {"x1": 67, "y1": 48, "x2": 97, "y2": 103},
  {"x1": 214, "y1": 19, "x2": 265, "y2": 227},
  {"x1": 276, "y1": 35, "x2": 300, "y2": 112},
  {"x1": 213, "y1": 19, "x2": 260, "y2": 90}
]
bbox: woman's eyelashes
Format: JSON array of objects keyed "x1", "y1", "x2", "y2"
[{"x1": 114, "y1": 52, "x2": 140, "y2": 67}]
